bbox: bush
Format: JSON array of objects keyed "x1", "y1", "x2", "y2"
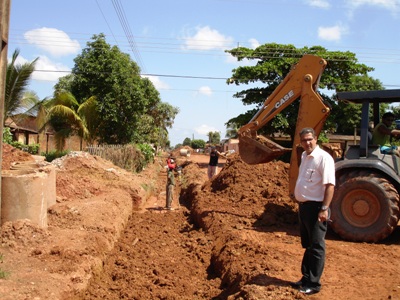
[
  {"x1": 2, "y1": 128, "x2": 12, "y2": 144},
  {"x1": 136, "y1": 143, "x2": 155, "y2": 164},
  {"x1": 42, "y1": 150, "x2": 70, "y2": 162},
  {"x1": 10, "y1": 141, "x2": 40, "y2": 154}
]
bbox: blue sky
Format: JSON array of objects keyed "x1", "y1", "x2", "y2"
[{"x1": 8, "y1": 0, "x2": 400, "y2": 146}]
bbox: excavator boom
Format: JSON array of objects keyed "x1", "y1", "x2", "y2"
[{"x1": 237, "y1": 54, "x2": 331, "y2": 195}]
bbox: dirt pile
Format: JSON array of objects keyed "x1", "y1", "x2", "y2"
[
  {"x1": 1, "y1": 143, "x2": 34, "y2": 170},
  {"x1": 0, "y1": 145, "x2": 399, "y2": 300}
]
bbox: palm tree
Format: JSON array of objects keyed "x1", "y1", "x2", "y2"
[
  {"x1": 225, "y1": 122, "x2": 239, "y2": 139},
  {"x1": 37, "y1": 92, "x2": 90, "y2": 152},
  {"x1": 77, "y1": 96, "x2": 99, "y2": 145},
  {"x1": 4, "y1": 49, "x2": 38, "y2": 120}
]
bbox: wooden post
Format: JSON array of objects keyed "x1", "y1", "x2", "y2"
[{"x1": 0, "y1": 0, "x2": 12, "y2": 221}]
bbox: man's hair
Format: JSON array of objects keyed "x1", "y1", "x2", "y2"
[
  {"x1": 382, "y1": 112, "x2": 395, "y2": 120},
  {"x1": 299, "y1": 127, "x2": 316, "y2": 138}
]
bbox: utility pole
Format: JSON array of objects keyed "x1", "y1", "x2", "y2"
[{"x1": 0, "y1": 0, "x2": 12, "y2": 220}]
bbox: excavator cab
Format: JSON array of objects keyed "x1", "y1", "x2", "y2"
[{"x1": 331, "y1": 89, "x2": 400, "y2": 243}]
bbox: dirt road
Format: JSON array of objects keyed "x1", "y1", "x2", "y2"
[{"x1": 0, "y1": 147, "x2": 399, "y2": 299}]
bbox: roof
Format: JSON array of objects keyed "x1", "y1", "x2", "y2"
[{"x1": 336, "y1": 89, "x2": 400, "y2": 104}]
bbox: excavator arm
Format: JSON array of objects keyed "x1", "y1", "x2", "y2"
[{"x1": 237, "y1": 55, "x2": 331, "y2": 196}]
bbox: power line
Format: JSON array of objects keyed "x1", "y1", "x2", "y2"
[
  {"x1": 95, "y1": 0, "x2": 119, "y2": 46},
  {"x1": 111, "y1": 0, "x2": 146, "y2": 73}
]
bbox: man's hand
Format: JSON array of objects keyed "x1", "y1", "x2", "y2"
[{"x1": 318, "y1": 209, "x2": 329, "y2": 222}]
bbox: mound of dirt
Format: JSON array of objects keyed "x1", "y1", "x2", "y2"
[
  {"x1": 0, "y1": 146, "x2": 399, "y2": 300},
  {"x1": 192, "y1": 153, "x2": 297, "y2": 231},
  {"x1": 1, "y1": 143, "x2": 35, "y2": 170}
]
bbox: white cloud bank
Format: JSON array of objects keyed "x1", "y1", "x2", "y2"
[
  {"x1": 345, "y1": 0, "x2": 399, "y2": 11},
  {"x1": 198, "y1": 86, "x2": 212, "y2": 96},
  {"x1": 194, "y1": 124, "x2": 219, "y2": 136},
  {"x1": 318, "y1": 24, "x2": 348, "y2": 41},
  {"x1": 181, "y1": 26, "x2": 234, "y2": 51},
  {"x1": 305, "y1": 0, "x2": 331, "y2": 9},
  {"x1": 142, "y1": 75, "x2": 170, "y2": 90},
  {"x1": 24, "y1": 27, "x2": 81, "y2": 57}
]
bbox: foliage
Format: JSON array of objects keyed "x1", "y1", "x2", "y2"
[
  {"x1": 0, "y1": 253, "x2": 9, "y2": 279},
  {"x1": 102, "y1": 145, "x2": 146, "y2": 173},
  {"x1": 133, "y1": 100, "x2": 179, "y2": 148},
  {"x1": 4, "y1": 49, "x2": 38, "y2": 119},
  {"x1": 191, "y1": 139, "x2": 206, "y2": 149},
  {"x1": 225, "y1": 122, "x2": 239, "y2": 139},
  {"x1": 42, "y1": 150, "x2": 70, "y2": 162},
  {"x1": 10, "y1": 141, "x2": 40, "y2": 154},
  {"x1": 2, "y1": 127, "x2": 12, "y2": 144},
  {"x1": 37, "y1": 92, "x2": 89, "y2": 152},
  {"x1": 136, "y1": 143, "x2": 155, "y2": 164},
  {"x1": 182, "y1": 137, "x2": 191, "y2": 146},
  {"x1": 225, "y1": 43, "x2": 382, "y2": 139},
  {"x1": 57, "y1": 33, "x2": 178, "y2": 146},
  {"x1": 208, "y1": 131, "x2": 220, "y2": 144}
]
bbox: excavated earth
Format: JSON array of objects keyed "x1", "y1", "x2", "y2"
[{"x1": 0, "y1": 144, "x2": 399, "y2": 300}]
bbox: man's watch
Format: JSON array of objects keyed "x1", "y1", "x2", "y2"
[{"x1": 320, "y1": 205, "x2": 329, "y2": 211}]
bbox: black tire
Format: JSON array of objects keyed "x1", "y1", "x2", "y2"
[{"x1": 331, "y1": 170, "x2": 400, "y2": 243}]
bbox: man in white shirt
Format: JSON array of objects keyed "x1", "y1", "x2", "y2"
[{"x1": 291, "y1": 127, "x2": 335, "y2": 295}]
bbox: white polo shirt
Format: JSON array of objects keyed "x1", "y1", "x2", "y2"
[{"x1": 294, "y1": 145, "x2": 335, "y2": 202}]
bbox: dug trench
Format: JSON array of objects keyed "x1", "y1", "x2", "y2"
[{"x1": 0, "y1": 146, "x2": 399, "y2": 300}]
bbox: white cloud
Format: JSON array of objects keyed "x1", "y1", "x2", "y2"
[
  {"x1": 32, "y1": 55, "x2": 71, "y2": 82},
  {"x1": 198, "y1": 86, "x2": 212, "y2": 96},
  {"x1": 195, "y1": 124, "x2": 219, "y2": 136},
  {"x1": 24, "y1": 27, "x2": 81, "y2": 57},
  {"x1": 142, "y1": 75, "x2": 170, "y2": 90},
  {"x1": 345, "y1": 0, "x2": 399, "y2": 11},
  {"x1": 305, "y1": 0, "x2": 331, "y2": 9},
  {"x1": 318, "y1": 24, "x2": 348, "y2": 41},
  {"x1": 181, "y1": 26, "x2": 234, "y2": 51},
  {"x1": 248, "y1": 38, "x2": 260, "y2": 49}
]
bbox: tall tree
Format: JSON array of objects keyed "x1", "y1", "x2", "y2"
[
  {"x1": 66, "y1": 34, "x2": 164, "y2": 144},
  {"x1": 225, "y1": 43, "x2": 380, "y2": 139},
  {"x1": 4, "y1": 49, "x2": 38, "y2": 119},
  {"x1": 133, "y1": 78, "x2": 179, "y2": 147}
]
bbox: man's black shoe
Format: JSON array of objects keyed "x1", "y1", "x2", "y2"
[
  {"x1": 290, "y1": 280, "x2": 303, "y2": 289},
  {"x1": 299, "y1": 285, "x2": 320, "y2": 295}
]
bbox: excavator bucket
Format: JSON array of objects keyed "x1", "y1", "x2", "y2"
[{"x1": 239, "y1": 135, "x2": 291, "y2": 165}]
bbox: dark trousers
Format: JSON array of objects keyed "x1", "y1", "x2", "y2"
[
  {"x1": 166, "y1": 184, "x2": 174, "y2": 208},
  {"x1": 298, "y1": 201, "x2": 327, "y2": 288}
]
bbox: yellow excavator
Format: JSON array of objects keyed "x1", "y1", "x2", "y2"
[
  {"x1": 238, "y1": 54, "x2": 331, "y2": 198},
  {"x1": 238, "y1": 54, "x2": 400, "y2": 243}
]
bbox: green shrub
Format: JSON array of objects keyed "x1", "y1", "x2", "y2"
[
  {"x1": 2, "y1": 127, "x2": 13, "y2": 144},
  {"x1": 42, "y1": 150, "x2": 70, "y2": 162},
  {"x1": 136, "y1": 143, "x2": 155, "y2": 164},
  {"x1": 10, "y1": 141, "x2": 40, "y2": 154}
]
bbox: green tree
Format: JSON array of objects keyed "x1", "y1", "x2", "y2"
[
  {"x1": 331, "y1": 75, "x2": 384, "y2": 135},
  {"x1": 182, "y1": 137, "x2": 191, "y2": 146},
  {"x1": 225, "y1": 122, "x2": 239, "y2": 139},
  {"x1": 4, "y1": 49, "x2": 38, "y2": 119},
  {"x1": 65, "y1": 33, "x2": 172, "y2": 145},
  {"x1": 191, "y1": 139, "x2": 205, "y2": 149},
  {"x1": 208, "y1": 131, "x2": 220, "y2": 144},
  {"x1": 225, "y1": 43, "x2": 378, "y2": 139}
]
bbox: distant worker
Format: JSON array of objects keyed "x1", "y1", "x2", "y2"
[
  {"x1": 166, "y1": 158, "x2": 176, "y2": 210},
  {"x1": 292, "y1": 127, "x2": 335, "y2": 295},
  {"x1": 372, "y1": 112, "x2": 400, "y2": 156},
  {"x1": 367, "y1": 121, "x2": 374, "y2": 144},
  {"x1": 208, "y1": 146, "x2": 223, "y2": 179}
]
